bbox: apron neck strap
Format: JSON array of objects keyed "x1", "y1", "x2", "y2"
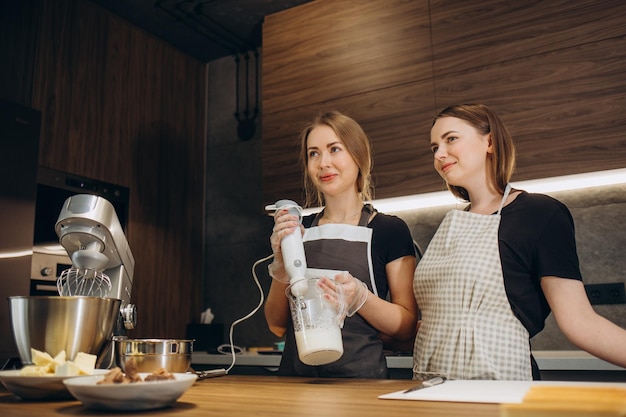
[
  {"x1": 358, "y1": 204, "x2": 375, "y2": 226},
  {"x1": 496, "y1": 184, "x2": 512, "y2": 215}
]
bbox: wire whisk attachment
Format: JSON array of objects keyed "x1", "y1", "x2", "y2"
[{"x1": 57, "y1": 267, "x2": 112, "y2": 298}]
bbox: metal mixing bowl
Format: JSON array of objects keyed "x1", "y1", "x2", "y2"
[
  {"x1": 113, "y1": 337, "x2": 193, "y2": 373},
  {"x1": 8, "y1": 296, "x2": 122, "y2": 366}
]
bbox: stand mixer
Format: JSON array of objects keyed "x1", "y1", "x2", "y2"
[{"x1": 54, "y1": 194, "x2": 137, "y2": 352}]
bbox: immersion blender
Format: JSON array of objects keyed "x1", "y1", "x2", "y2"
[{"x1": 276, "y1": 199, "x2": 345, "y2": 365}]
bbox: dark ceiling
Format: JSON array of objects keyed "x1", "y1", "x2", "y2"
[{"x1": 93, "y1": 0, "x2": 313, "y2": 62}]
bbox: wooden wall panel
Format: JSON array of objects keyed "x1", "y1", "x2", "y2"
[
  {"x1": 0, "y1": 0, "x2": 41, "y2": 105},
  {"x1": 262, "y1": 0, "x2": 626, "y2": 207},
  {"x1": 432, "y1": 35, "x2": 626, "y2": 181},
  {"x1": 28, "y1": 0, "x2": 207, "y2": 340},
  {"x1": 429, "y1": 0, "x2": 626, "y2": 76},
  {"x1": 262, "y1": 0, "x2": 435, "y2": 206},
  {"x1": 262, "y1": 79, "x2": 440, "y2": 204},
  {"x1": 262, "y1": 0, "x2": 432, "y2": 115}
]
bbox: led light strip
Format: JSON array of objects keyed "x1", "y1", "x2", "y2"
[
  {"x1": 302, "y1": 168, "x2": 626, "y2": 215},
  {"x1": 0, "y1": 249, "x2": 33, "y2": 259},
  {"x1": 510, "y1": 168, "x2": 626, "y2": 194}
]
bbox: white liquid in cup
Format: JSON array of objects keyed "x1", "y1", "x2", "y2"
[
  {"x1": 295, "y1": 326, "x2": 343, "y2": 366},
  {"x1": 287, "y1": 275, "x2": 346, "y2": 366}
]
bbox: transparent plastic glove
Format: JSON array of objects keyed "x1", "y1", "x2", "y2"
[
  {"x1": 267, "y1": 261, "x2": 290, "y2": 284},
  {"x1": 321, "y1": 272, "x2": 369, "y2": 318},
  {"x1": 267, "y1": 229, "x2": 289, "y2": 284}
]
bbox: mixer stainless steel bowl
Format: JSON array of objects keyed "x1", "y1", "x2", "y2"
[
  {"x1": 113, "y1": 338, "x2": 193, "y2": 373},
  {"x1": 8, "y1": 296, "x2": 122, "y2": 366}
]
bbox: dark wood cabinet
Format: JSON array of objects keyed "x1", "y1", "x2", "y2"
[
  {"x1": 1, "y1": 0, "x2": 207, "y2": 340},
  {"x1": 261, "y1": 0, "x2": 626, "y2": 206}
]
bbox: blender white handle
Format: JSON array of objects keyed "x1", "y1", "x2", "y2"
[
  {"x1": 282, "y1": 229, "x2": 307, "y2": 287},
  {"x1": 275, "y1": 200, "x2": 307, "y2": 286}
]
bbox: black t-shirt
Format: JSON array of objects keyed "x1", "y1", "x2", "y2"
[{"x1": 498, "y1": 191, "x2": 583, "y2": 337}]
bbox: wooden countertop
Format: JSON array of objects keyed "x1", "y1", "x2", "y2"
[{"x1": 0, "y1": 375, "x2": 500, "y2": 417}]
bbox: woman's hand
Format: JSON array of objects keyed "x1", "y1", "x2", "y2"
[
  {"x1": 319, "y1": 272, "x2": 369, "y2": 317},
  {"x1": 268, "y1": 208, "x2": 304, "y2": 283},
  {"x1": 265, "y1": 208, "x2": 303, "y2": 333},
  {"x1": 270, "y1": 209, "x2": 303, "y2": 261}
]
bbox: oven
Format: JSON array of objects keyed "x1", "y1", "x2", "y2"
[{"x1": 29, "y1": 250, "x2": 72, "y2": 296}]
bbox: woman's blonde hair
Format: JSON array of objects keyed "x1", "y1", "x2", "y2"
[
  {"x1": 299, "y1": 111, "x2": 373, "y2": 207},
  {"x1": 432, "y1": 104, "x2": 516, "y2": 201}
]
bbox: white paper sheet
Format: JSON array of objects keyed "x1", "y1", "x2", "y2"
[{"x1": 379, "y1": 380, "x2": 626, "y2": 404}]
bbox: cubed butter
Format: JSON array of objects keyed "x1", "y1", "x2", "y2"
[
  {"x1": 73, "y1": 352, "x2": 97, "y2": 375},
  {"x1": 53, "y1": 350, "x2": 66, "y2": 365},
  {"x1": 31, "y1": 348, "x2": 54, "y2": 367},
  {"x1": 19, "y1": 365, "x2": 47, "y2": 376},
  {"x1": 54, "y1": 360, "x2": 81, "y2": 376},
  {"x1": 19, "y1": 349, "x2": 97, "y2": 376}
]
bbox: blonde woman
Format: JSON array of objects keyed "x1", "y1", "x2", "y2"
[{"x1": 265, "y1": 111, "x2": 418, "y2": 378}]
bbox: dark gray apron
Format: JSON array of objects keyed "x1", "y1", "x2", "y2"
[{"x1": 278, "y1": 205, "x2": 388, "y2": 378}]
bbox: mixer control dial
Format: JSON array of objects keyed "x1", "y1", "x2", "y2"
[
  {"x1": 40, "y1": 267, "x2": 53, "y2": 277},
  {"x1": 120, "y1": 303, "x2": 137, "y2": 330}
]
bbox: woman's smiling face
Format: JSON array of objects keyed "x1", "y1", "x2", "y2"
[
  {"x1": 430, "y1": 116, "x2": 493, "y2": 188},
  {"x1": 306, "y1": 125, "x2": 359, "y2": 198}
]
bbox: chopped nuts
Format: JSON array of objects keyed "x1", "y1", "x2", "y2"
[
  {"x1": 97, "y1": 357, "x2": 175, "y2": 384},
  {"x1": 145, "y1": 367, "x2": 175, "y2": 382}
]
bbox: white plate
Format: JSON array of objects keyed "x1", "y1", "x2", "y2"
[
  {"x1": 63, "y1": 372, "x2": 197, "y2": 411},
  {"x1": 0, "y1": 369, "x2": 109, "y2": 401}
]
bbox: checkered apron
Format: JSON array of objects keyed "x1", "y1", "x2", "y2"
[{"x1": 412, "y1": 186, "x2": 532, "y2": 380}]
